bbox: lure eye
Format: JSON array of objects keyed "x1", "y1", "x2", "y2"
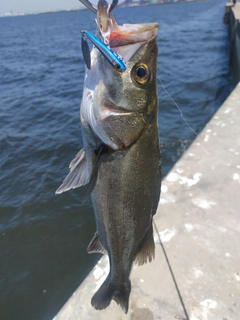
[
  {"x1": 114, "y1": 62, "x2": 125, "y2": 73},
  {"x1": 131, "y1": 63, "x2": 150, "y2": 84},
  {"x1": 115, "y1": 64, "x2": 121, "y2": 71}
]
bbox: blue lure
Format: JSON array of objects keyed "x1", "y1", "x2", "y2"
[{"x1": 81, "y1": 30, "x2": 126, "y2": 73}]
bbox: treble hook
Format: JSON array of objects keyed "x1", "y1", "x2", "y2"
[
  {"x1": 79, "y1": 0, "x2": 119, "y2": 15},
  {"x1": 108, "y1": 0, "x2": 118, "y2": 13},
  {"x1": 78, "y1": 0, "x2": 97, "y2": 14}
]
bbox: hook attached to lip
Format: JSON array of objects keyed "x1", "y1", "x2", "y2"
[{"x1": 81, "y1": 30, "x2": 126, "y2": 73}]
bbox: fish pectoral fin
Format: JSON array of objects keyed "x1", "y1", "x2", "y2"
[
  {"x1": 55, "y1": 148, "x2": 89, "y2": 194},
  {"x1": 81, "y1": 144, "x2": 108, "y2": 203},
  {"x1": 135, "y1": 223, "x2": 155, "y2": 266},
  {"x1": 68, "y1": 148, "x2": 85, "y2": 170},
  {"x1": 87, "y1": 233, "x2": 106, "y2": 254}
]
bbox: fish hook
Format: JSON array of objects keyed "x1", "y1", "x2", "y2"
[
  {"x1": 79, "y1": 0, "x2": 119, "y2": 15},
  {"x1": 78, "y1": 0, "x2": 97, "y2": 14},
  {"x1": 108, "y1": 0, "x2": 118, "y2": 13}
]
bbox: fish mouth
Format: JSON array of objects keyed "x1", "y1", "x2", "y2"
[
  {"x1": 97, "y1": 0, "x2": 158, "y2": 50},
  {"x1": 107, "y1": 21, "x2": 159, "y2": 48}
]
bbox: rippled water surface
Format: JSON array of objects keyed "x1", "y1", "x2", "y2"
[{"x1": 0, "y1": 1, "x2": 232, "y2": 319}]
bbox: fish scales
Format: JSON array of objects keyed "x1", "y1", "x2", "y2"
[{"x1": 88, "y1": 128, "x2": 161, "y2": 312}]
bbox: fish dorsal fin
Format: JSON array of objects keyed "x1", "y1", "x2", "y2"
[
  {"x1": 87, "y1": 233, "x2": 106, "y2": 254},
  {"x1": 56, "y1": 148, "x2": 89, "y2": 194},
  {"x1": 135, "y1": 223, "x2": 155, "y2": 266}
]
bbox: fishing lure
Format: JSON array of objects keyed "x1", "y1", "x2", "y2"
[{"x1": 81, "y1": 30, "x2": 126, "y2": 72}]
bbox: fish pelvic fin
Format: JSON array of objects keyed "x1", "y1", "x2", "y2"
[
  {"x1": 91, "y1": 275, "x2": 131, "y2": 314},
  {"x1": 87, "y1": 233, "x2": 106, "y2": 254},
  {"x1": 55, "y1": 148, "x2": 89, "y2": 194},
  {"x1": 135, "y1": 223, "x2": 155, "y2": 266}
]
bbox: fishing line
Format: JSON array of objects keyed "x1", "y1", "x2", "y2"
[
  {"x1": 156, "y1": 73, "x2": 211, "y2": 156},
  {"x1": 154, "y1": 73, "x2": 190, "y2": 319},
  {"x1": 156, "y1": 74, "x2": 198, "y2": 137},
  {"x1": 153, "y1": 218, "x2": 190, "y2": 320}
]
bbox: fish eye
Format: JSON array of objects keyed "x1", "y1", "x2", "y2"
[
  {"x1": 136, "y1": 67, "x2": 146, "y2": 78},
  {"x1": 131, "y1": 63, "x2": 150, "y2": 84}
]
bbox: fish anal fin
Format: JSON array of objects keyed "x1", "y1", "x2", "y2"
[
  {"x1": 87, "y1": 233, "x2": 106, "y2": 254},
  {"x1": 135, "y1": 224, "x2": 155, "y2": 266}
]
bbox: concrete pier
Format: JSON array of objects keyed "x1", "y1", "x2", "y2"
[
  {"x1": 54, "y1": 82, "x2": 240, "y2": 320},
  {"x1": 232, "y1": 2, "x2": 240, "y2": 19}
]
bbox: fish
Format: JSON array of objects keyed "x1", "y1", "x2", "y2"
[{"x1": 56, "y1": 0, "x2": 161, "y2": 314}]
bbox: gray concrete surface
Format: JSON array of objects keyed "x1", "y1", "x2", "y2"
[
  {"x1": 232, "y1": 2, "x2": 240, "y2": 20},
  {"x1": 54, "y1": 84, "x2": 240, "y2": 320}
]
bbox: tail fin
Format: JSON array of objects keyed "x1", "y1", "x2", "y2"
[{"x1": 91, "y1": 275, "x2": 131, "y2": 314}]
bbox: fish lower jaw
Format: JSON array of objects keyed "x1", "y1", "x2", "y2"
[{"x1": 98, "y1": 103, "x2": 133, "y2": 119}]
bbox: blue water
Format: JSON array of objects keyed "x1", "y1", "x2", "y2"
[{"x1": 0, "y1": 1, "x2": 232, "y2": 319}]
